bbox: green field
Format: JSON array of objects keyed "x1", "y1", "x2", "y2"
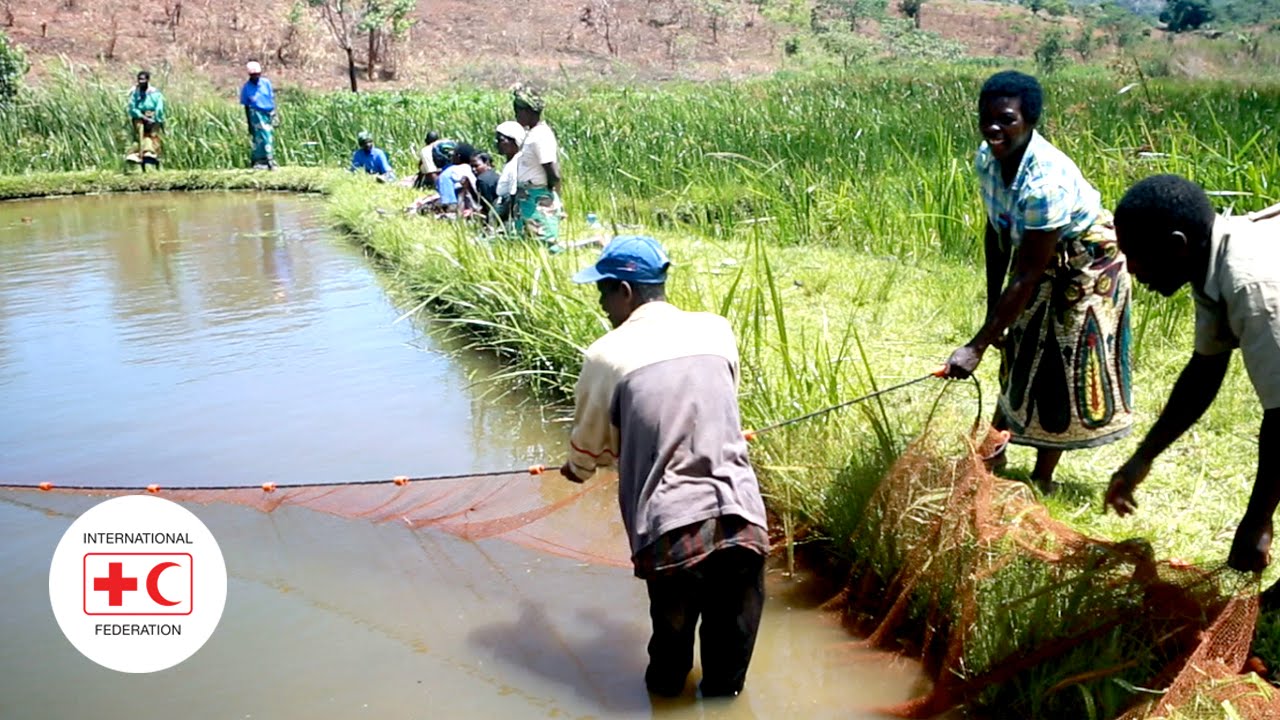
[{"x1": 4, "y1": 65, "x2": 1280, "y2": 717}]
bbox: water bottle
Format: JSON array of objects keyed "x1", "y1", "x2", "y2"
[{"x1": 585, "y1": 212, "x2": 607, "y2": 249}]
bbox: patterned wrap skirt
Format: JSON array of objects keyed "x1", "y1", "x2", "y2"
[
  {"x1": 515, "y1": 185, "x2": 561, "y2": 246},
  {"x1": 249, "y1": 108, "x2": 275, "y2": 165},
  {"x1": 997, "y1": 213, "x2": 1135, "y2": 450}
]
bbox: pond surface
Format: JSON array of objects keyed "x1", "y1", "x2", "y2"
[{"x1": 0, "y1": 192, "x2": 935, "y2": 719}]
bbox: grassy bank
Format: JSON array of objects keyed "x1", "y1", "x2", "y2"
[
  {"x1": 5, "y1": 62, "x2": 1279, "y2": 715},
  {"x1": 0, "y1": 162, "x2": 1267, "y2": 716},
  {"x1": 5, "y1": 65, "x2": 1279, "y2": 254},
  {"x1": 319, "y1": 174, "x2": 1270, "y2": 717},
  {"x1": 0, "y1": 167, "x2": 340, "y2": 201}
]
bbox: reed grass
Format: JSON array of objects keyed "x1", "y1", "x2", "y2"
[
  {"x1": 6, "y1": 62, "x2": 1280, "y2": 716},
  {"x1": 317, "y1": 163, "x2": 1272, "y2": 716},
  {"x1": 0, "y1": 167, "x2": 338, "y2": 201}
]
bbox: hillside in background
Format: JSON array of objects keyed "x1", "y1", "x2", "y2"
[{"x1": 1, "y1": 0, "x2": 1277, "y2": 94}]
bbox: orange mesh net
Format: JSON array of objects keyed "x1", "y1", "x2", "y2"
[
  {"x1": 10, "y1": 472, "x2": 632, "y2": 569},
  {"x1": 819, "y1": 427, "x2": 1280, "y2": 719},
  {"x1": 8, "y1": 424, "x2": 1278, "y2": 718}
]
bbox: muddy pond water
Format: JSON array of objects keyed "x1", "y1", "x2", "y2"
[{"x1": 0, "y1": 192, "x2": 936, "y2": 719}]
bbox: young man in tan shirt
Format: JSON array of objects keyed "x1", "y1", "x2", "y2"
[{"x1": 1105, "y1": 175, "x2": 1279, "y2": 603}]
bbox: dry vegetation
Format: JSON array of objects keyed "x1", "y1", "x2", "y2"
[
  {"x1": 4, "y1": 0, "x2": 789, "y2": 90},
  {"x1": 2, "y1": 0, "x2": 1080, "y2": 91}
]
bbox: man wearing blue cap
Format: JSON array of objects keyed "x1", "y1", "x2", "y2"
[{"x1": 559, "y1": 236, "x2": 770, "y2": 699}]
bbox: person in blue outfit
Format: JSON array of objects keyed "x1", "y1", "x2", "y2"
[
  {"x1": 240, "y1": 60, "x2": 277, "y2": 170},
  {"x1": 349, "y1": 131, "x2": 395, "y2": 183}
]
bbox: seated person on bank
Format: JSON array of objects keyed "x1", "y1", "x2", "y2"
[
  {"x1": 471, "y1": 152, "x2": 501, "y2": 220},
  {"x1": 349, "y1": 131, "x2": 396, "y2": 183},
  {"x1": 415, "y1": 131, "x2": 454, "y2": 190},
  {"x1": 436, "y1": 144, "x2": 480, "y2": 217}
]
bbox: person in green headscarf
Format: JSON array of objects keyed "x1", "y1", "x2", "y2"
[
  {"x1": 512, "y1": 83, "x2": 563, "y2": 250},
  {"x1": 126, "y1": 70, "x2": 166, "y2": 169}
]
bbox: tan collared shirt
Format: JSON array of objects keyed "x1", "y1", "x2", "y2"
[
  {"x1": 1192, "y1": 214, "x2": 1280, "y2": 409},
  {"x1": 566, "y1": 301, "x2": 768, "y2": 561}
]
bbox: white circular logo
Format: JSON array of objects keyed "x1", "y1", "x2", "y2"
[{"x1": 48, "y1": 495, "x2": 227, "y2": 673}]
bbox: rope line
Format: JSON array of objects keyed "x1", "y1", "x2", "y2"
[
  {"x1": 5, "y1": 366, "x2": 957, "y2": 493},
  {"x1": 10, "y1": 467, "x2": 547, "y2": 494},
  {"x1": 742, "y1": 368, "x2": 946, "y2": 441}
]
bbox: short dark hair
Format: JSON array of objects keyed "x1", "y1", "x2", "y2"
[
  {"x1": 137, "y1": 70, "x2": 151, "y2": 81},
  {"x1": 598, "y1": 279, "x2": 667, "y2": 303},
  {"x1": 1115, "y1": 174, "x2": 1216, "y2": 247},
  {"x1": 979, "y1": 70, "x2": 1043, "y2": 127},
  {"x1": 452, "y1": 143, "x2": 476, "y2": 165},
  {"x1": 474, "y1": 152, "x2": 492, "y2": 166},
  {"x1": 426, "y1": 131, "x2": 440, "y2": 144}
]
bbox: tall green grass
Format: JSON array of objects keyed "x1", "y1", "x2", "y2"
[
  {"x1": 8, "y1": 61, "x2": 1280, "y2": 716},
  {"x1": 7, "y1": 62, "x2": 1279, "y2": 258},
  {"x1": 323, "y1": 173, "x2": 1266, "y2": 718}
]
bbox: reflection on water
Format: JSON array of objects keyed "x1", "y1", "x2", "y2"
[{"x1": 0, "y1": 193, "x2": 937, "y2": 719}]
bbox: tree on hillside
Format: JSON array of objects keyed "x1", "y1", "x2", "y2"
[
  {"x1": 898, "y1": 0, "x2": 924, "y2": 29},
  {"x1": 579, "y1": 0, "x2": 622, "y2": 56},
  {"x1": 1025, "y1": 0, "x2": 1069, "y2": 18},
  {"x1": 0, "y1": 30, "x2": 26, "y2": 105},
  {"x1": 308, "y1": 0, "x2": 360, "y2": 91},
  {"x1": 358, "y1": 0, "x2": 416, "y2": 80},
  {"x1": 1034, "y1": 26, "x2": 1068, "y2": 73},
  {"x1": 820, "y1": 0, "x2": 888, "y2": 31},
  {"x1": 816, "y1": 23, "x2": 879, "y2": 66},
  {"x1": 1160, "y1": 0, "x2": 1214, "y2": 32},
  {"x1": 700, "y1": 0, "x2": 731, "y2": 44},
  {"x1": 1096, "y1": 5, "x2": 1147, "y2": 49}
]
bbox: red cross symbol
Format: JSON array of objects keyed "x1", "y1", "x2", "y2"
[{"x1": 92, "y1": 562, "x2": 138, "y2": 607}]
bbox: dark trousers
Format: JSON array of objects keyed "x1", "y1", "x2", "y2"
[{"x1": 643, "y1": 547, "x2": 766, "y2": 698}]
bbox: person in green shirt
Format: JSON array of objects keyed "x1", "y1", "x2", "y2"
[{"x1": 126, "y1": 70, "x2": 166, "y2": 169}]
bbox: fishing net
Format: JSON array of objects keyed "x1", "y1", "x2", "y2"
[
  {"x1": 824, "y1": 426, "x2": 1280, "y2": 719},
  {"x1": 8, "y1": 420, "x2": 1278, "y2": 717},
  {"x1": 9, "y1": 471, "x2": 632, "y2": 569}
]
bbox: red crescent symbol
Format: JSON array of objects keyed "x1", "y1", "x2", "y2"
[{"x1": 146, "y1": 562, "x2": 181, "y2": 606}]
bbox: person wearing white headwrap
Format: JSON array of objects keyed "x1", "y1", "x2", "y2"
[
  {"x1": 240, "y1": 60, "x2": 277, "y2": 170},
  {"x1": 493, "y1": 120, "x2": 526, "y2": 227}
]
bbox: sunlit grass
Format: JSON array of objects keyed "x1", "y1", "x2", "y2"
[{"x1": 6, "y1": 62, "x2": 1280, "y2": 715}]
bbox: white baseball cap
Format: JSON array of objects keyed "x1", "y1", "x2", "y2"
[
  {"x1": 246, "y1": 61, "x2": 262, "y2": 74},
  {"x1": 496, "y1": 121, "x2": 526, "y2": 147}
]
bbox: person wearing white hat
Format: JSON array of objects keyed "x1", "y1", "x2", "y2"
[
  {"x1": 239, "y1": 60, "x2": 277, "y2": 170},
  {"x1": 493, "y1": 121, "x2": 526, "y2": 228}
]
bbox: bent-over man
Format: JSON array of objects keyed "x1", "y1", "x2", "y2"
[
  {"x1": 1105, "y1": 174, "x2": 1279, "y2": 602},
  {"x1": 559, "y1": 236, "x2": 770, "y2": 698}
]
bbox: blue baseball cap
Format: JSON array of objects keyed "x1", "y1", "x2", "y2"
[{"x1": 572, "y1": 235, "x2": 671, "y2": 285}]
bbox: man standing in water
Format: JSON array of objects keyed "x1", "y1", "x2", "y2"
[
  {"x1": 125, "y1": 70, "x2": 165, "y2": 169},
  {"x1": 559, "y1": 236, "x2": 770, "y2": 699},
  {"x1": 1104, "y1": 174, "x2": 1279, "y2": 601},
  {"x1": 240, "y1": 61, "x2": 277, "y2": 170}
]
